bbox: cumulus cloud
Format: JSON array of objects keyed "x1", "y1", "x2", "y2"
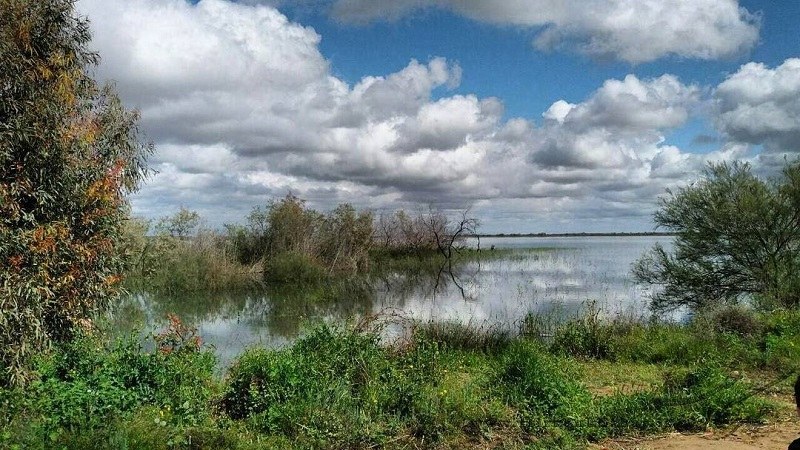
[
  {"x1": 531, "y1": 74, "x2": 700, "y2": 170},
  {"x1": 76, "y1": 0, "x2": 758, "y2": 231},
  {"x1": 330, "y1": 0, "x2": 759, "y2": 63},
  {"x1": 714, "y1": 58, "x2": 800, "y2": 154}
]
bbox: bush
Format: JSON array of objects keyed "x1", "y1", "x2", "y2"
[
  {"x1": 221, "y1": 325, "x2": 518, "y2": 446},
  {"x1": 221, "y1": 326, "x2": 395, "y2": 437},
  {"x1": 498, "y1": 342, "x2": 594, "y2": 436},
  {"x1": 0, "y1": 327, "x2": 217, "y2": 449},
  {"x1": 122, "y1": 213, "x2": 263, "y2": 293},
  {"x1": 550, "y1": 303, "x2": 618, "y2": 359},
  {"x1": 596, "y1": 365, "x2": 770, "y2": 438},
  {"x1": 634, "y1": 161, "x2": 800, "y2": 311},
  {"x1": 701, "y1": 305, "x2": 762, "y2": 337}
]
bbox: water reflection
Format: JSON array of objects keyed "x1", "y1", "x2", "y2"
[{"x1": 109, "y1": 235, "x2": 671, "y2": 365}]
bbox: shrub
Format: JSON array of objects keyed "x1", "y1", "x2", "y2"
[
  {"x1": 593, "y1": 365, "x2": 771, "y2": 439},
  {"x1": 701, "y1": 304, "x2": 762, "y2": 337},
  {"x1": 549, "y1": 303, "x2": 618, "y2": 359},
  {"x1": 123, "y1": 219, "x2": 262, "y2": 293},
  {"x1": 498, "y1": 342, "x2": 594, "y2": 436},
  {"x1": 763, "y1": 333, "x2": 800, "y2": 372},
  {"x1": 634, "y1": 161, "x2": 800, "y2": 311},
  {"x1": 221, "y1": 326, "x2": 391, "y2": 427},
  {"x1": 0, "y1": 328, "x2": 215, "y2": 450}
]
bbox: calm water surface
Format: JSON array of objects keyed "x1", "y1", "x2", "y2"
[{"x1": 111, "y1": 235, "x2": 671, "y2": 364}]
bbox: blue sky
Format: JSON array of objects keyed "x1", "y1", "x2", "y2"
[
  {"x1": 77, "y1": 0, "x2": 800, "y2": 232},
  {"x1": 295, "y1": 0, "x2": 799, "y2": 146}
]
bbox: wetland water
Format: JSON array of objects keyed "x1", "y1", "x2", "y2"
[{"x1": 111, "y1": 235, "x2": 671, "y2": 364}]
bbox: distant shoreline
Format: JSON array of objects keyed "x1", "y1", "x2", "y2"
[{"x1": 473, "y1": 232, "x2": 676, "y2": 238}]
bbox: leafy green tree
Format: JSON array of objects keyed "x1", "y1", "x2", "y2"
[
  {"x1": 0, "y1": 0, "x2": 150, "y2": 384},
  {"x1": 634, "y1": 161, "x2": 800, "y2": 311},
  {"x1": 156, "y1": 206, "x2": 201, "y2": 239}
]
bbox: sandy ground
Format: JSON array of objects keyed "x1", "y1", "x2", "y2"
[{"x1": 591, "y1": 420, "x2": 800, "y2": 450}]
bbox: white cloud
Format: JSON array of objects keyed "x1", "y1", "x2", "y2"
[
  {"x1": 714, "y1": 58, "x2": 800, "y2": 153},
  {"x1": 532, "y1": 74, "x2": 700, "y2": 170},
  {"x1": 76, "y1": 0, "x2": 763, "y2": 231},
  {"x1": 559, "y1": 75, "x2": 700, "y2": 131},
  {"x1": 331, "y1": 0, "x2": 759, "y2": 63}
]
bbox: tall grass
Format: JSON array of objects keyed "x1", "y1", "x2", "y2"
[{"x1": 124, "y1": 230, "x2": 263, "y2": 294}]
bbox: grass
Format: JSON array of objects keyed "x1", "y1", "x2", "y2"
[
  {"x1": 3, "y1": 306, "x2": 798, "y2": 449},
  {"x1": 578, "y1": 360, "x2": 664, "y2": 396}
]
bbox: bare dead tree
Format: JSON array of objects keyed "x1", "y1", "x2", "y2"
[{"x1": 429, "y1": 208, "x2": 479, "y2": 265}]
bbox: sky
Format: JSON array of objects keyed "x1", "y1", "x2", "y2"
[{"x1": 74, "y1": 0, "x2": 800, "y2": 233}]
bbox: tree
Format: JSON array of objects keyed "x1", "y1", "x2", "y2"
[
  {"x1": 0, "y1": 0, "x2": 151, "y2": 384},
  {"x1": 156, "y1": 207, "x2": 201, "y2": 239},
  {"x1": 633, "y1": 161, "x2": 800, "y2": 312},
  {"x1": 428, "y1": 208, "x2": 478, "y2": 261},
  {"x1": 373, "y1": 208, "x2": 477, "y2": 256},
  {"x1": 318, "y1": 203, "x2": 374, "y2": 273},
  {"x1": 225, "y1": 205, "x2": 271, "y2": 265}
]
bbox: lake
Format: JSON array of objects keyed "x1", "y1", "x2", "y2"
[{"x1": 110, "y1": 235, "x2": 671, "y2": 364}]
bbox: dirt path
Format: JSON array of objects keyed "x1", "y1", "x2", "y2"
[{"x1": 592, "y1": 418, "x2": 800, "y2": 450}]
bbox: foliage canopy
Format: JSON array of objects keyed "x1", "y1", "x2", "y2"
[
  {"x1": 0, "y1": 0, "x2": 150, "y2": 384},
  {"x1": 634, "y1": 161, "x2": 800, "y2": 311}
]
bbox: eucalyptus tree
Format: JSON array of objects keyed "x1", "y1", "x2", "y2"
[{"x1": 0, "y1": 0, "x2": 151, "y2": 384}]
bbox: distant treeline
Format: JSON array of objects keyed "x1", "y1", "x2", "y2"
[{"x1": 477, "y1": 231, "x2": 677, "y2": 238}]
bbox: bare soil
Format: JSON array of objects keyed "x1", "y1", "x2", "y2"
[{"x1": 591, "y1": 419, "x2": 800, "y2": 450}]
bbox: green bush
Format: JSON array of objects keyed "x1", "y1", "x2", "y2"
[
  {"x1": 763, "y1": 333, "x2": 800, "y2": 371},
  {"x1": 0, "y1": 328, "x2": 217, "y2": 449},
  {"x1": 550, "y1": 313, "x2": 617, "y2": 360},
  {"x1": 221, "y1": 325, "x2": 517, "y2": 446},
  {"x1": 760, "y1": 309, "x2": 800, "y2": 336},
  {"x1": 610, "y1": 323, "x2": 696, "y2": 364},
  {"x1": 591, "y1": 365, "x2": 769, "y2": 440},
  {"x1": 702, "y1": 305, "x2": 762, "y2": 336},
  {"x1": 222, "y1": 326, "x2": 398, "y2": 441},
  {"x1": 634, "y1": 161, "x2": 800, "y2": 311},
  {"x1": 498, "y1": 342, "x2": 594, "y2": 436}
]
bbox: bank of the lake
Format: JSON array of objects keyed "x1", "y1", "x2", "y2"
[{"x1": 2, "y1": 305, "x2": 799, "y2": 450}]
